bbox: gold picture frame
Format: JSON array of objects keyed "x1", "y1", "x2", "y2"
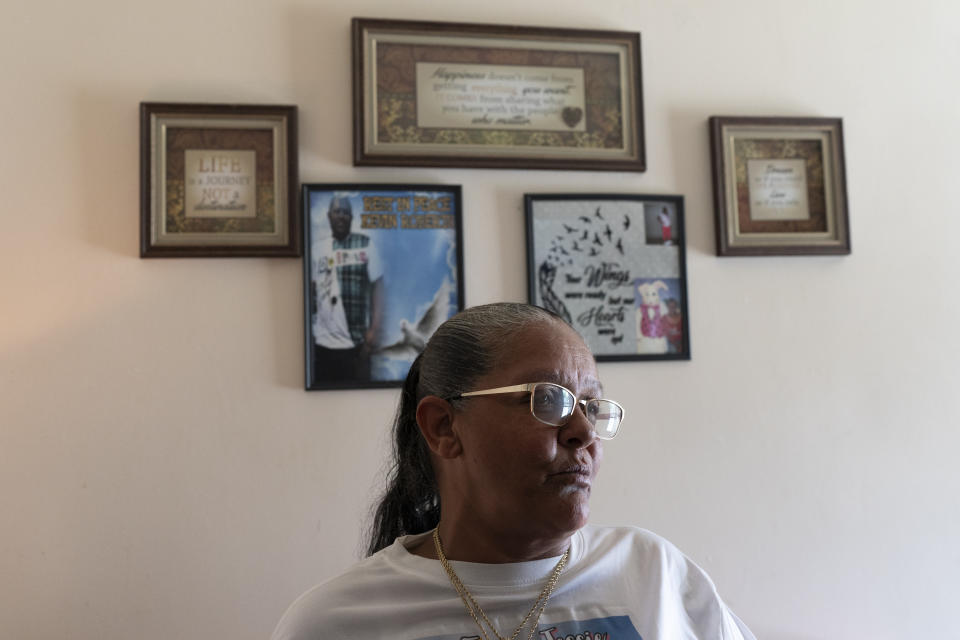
[
  {"x1": 353, "y1": 18, "x2": 644, "y2": 172},
  {"x1": 709, "y1": 116, "x2": 850, "y2": 256},
  {"x1": 140, "y1": 102, "x2": 299, "y2": 257}
]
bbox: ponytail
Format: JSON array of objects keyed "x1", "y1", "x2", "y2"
[{"x1": 365, "y1": 354, "x2": 439, "y2": 555}]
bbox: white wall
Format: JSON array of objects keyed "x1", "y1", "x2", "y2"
[{"x1": 2, "y1": 1, "x2": 958, "y2": 638}]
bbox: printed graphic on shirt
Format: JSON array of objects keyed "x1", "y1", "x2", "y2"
[
  {"x1": 315, "y1": 248, "x2": 372, "y2": 311},
  {"x1": 418, "y1": 615, "x2": 642, "y2": 640},
  {"x1": 331, "y1": 247, "x2": 371, "y2": 268},
  {"x1": 311, "y1": 239, "x2": 372, "y2": 350}
]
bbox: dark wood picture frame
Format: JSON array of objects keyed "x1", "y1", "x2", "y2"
[
  {"x1": 709, "y1": 116, "x2": 851, "y2": 256},
  {"x1": 303, "y1": 183, "x2": 464, "y2": 390},
  {"x1": 526, "y1": 193, "x2": 690, "y2": 361},
  {"x1": 140, "y1": 102, "x2": 299, "y2": 257},
  {"x1": 353, "y1": 18, "x2": 644, "y2": 172}
]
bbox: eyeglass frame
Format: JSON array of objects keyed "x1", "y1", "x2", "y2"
[{"x1": 445, "y1": 382, "x2": 624, "y2": 440}]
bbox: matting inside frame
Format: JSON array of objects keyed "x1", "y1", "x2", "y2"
[
  {"x1": 722, "y1": 127, "x2": 838, "y2": 246},
  {"x1": 363, "y1": 31, "x2": 635, "y2": 159},
  {"x1": 149, "y1": 115, "x2": 288, "y2": 247}
]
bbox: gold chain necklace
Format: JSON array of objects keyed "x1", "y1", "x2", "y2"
[{"x1": 433, "y1": 527, "x2": 569, "y2": 640}]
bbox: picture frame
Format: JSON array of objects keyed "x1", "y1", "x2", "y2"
[
  {"x1": 303, "y1": 184, "x2": 464, "y2": 390},
  {"x1": 709, "y1": 116, "x2": 851, "y2": 256},
  {"x1": 140, "y1": 102, "x2": 299, "y2": 257},
  {"x1": 526, "y1": 194, "x2": 690, "y2": 361},
  {"x1": 352, "y1": 18, "x2": 644, "y2": 172}
]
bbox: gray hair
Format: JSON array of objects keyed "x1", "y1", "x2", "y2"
[
  {"x1": 417, "y1": 302, "x2": 561, "y2": 403},
  {"x1": 365, "y1": 302, "x2": 563, "y2": 555}
]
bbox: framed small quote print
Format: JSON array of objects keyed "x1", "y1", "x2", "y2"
[
  {"x1": 709, "y1": 116, "x2": 850, "y2": 256},
  {"x1": 140, "y1": 102, "x2": 299, "y2": 257},
  {"x1": 526, "y1": 193, "x2": 690, "y2": 361}
]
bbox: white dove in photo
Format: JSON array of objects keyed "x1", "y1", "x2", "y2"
[{"x1": 376, "y1": 278, "x2": 452, "y2": 360}]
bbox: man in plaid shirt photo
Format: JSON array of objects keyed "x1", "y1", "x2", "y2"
[{"x1": 310, "y1": 196, "x2": 385, "y2": 384}]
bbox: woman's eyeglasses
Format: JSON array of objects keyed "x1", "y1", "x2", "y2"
[{"x1": 448, "y1": 382, "x2": 623, "y2": 440}]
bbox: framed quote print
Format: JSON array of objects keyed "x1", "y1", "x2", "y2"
[
  {"x1": 303, "y1": 184, "x2": 464, "y2": 390},
  {"x1": 353, "y1": 18, "x2": 644, "y2": 171},
  {"x1": 526, "y1": 194, "x2": 690, "y2": 361},
  {"x1": 709, "y1": 116, "x2": 851, "y2": 256},
  {"x1": 140, "y1": 102, "x2": 299, "y2": 257}
]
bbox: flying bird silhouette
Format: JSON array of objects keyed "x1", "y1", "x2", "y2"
[
  {"x1": 589, "y1": 247, "x2": 598, "y2": 256},
  {"x1": 604, "y1": 224, "x2": 612, "y2": 241},
  {"x1": 579, "y1": 216, "x2": 592, "y2": 224},
  {"x1": 623, "y1": 214, "x2": 631, "y2": 230},
  {"x1": 563, "y1": 224, "x2": 578, "y2": 233},
  {"x1": 571, "y1": 241, "x2": 582, "y2": 252},
  {"x1": 593, "y1": 233, "x2": 603, "y2": 246},
  {"x1": 615, "y1": 238, "x2": 624, "y2": 254},
  {"x1": 595, "y1": 207, "x2": 604, "y2": 220}
]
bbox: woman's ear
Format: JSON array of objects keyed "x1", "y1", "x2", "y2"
[{"x1": 416, "y1": 395, "x2": 463, "y2": 459}]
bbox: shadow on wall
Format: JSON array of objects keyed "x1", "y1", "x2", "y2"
[{"x1": 73, "y1": 87, "x2": 142, "y2": 258}]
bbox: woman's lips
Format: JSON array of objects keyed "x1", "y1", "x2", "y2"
[{"x1": 549, "y1": 465, "x2": 592, "y2": 486}]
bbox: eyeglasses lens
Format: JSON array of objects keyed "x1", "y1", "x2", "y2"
[
  {"x1": 588, "y1": 400, "x2": 623, "y2": 439},
  {"x1": 530, "y1": 383, "x2": 622, "y2": 439},
  {"x1": 531, "y1": 384, "x2": 576, "y2": 426}
]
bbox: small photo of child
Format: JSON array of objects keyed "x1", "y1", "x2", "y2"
[{"x1": 643, "y1": 204, "x2": 679, "y2": 246}]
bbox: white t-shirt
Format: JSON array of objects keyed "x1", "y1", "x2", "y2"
[
  {"x1": 311, "y1": 235, "x2": 384, "y2": 349},
  {"x1": 272, "y1": 525, "x2": 755, "y2": 640}
]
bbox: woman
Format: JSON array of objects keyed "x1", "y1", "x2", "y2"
[{"x1": 273, "y1": 303, "x2": 754, "y2": 640}]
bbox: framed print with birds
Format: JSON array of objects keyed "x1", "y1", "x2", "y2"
[{"x1": 525, "y1": 193, "x2": 690, "y2": 361}]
